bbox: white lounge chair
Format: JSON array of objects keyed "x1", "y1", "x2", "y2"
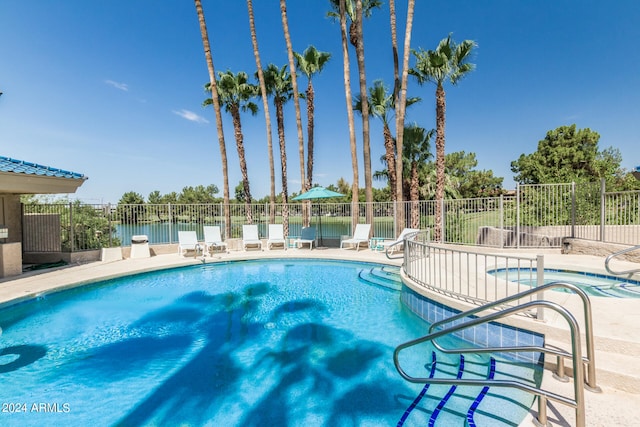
[
  {"x1": 242, "y1": 224, "x2": 263, "y2": 251},
  {"x1": 178, "y1": 230, "x2": 203, "y2": 257},
  {"x1": 340, "y1": 224, "x2": 371, "y2": 251},
  {"x1": 294, "y1": 226, "x2": 316, "y2": 250},
  {"x1": 267, "y1": 224, "x2": 286, "y2": 250},
  {"x1": 381, "y1": 228, "x2": 420, "y2": 254},
  {"x1": 203, "y1": 225, "x2": 227, "y2": 255}
]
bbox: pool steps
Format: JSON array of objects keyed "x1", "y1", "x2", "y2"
[
  {"x1": 397, "y1": 352, "x2": 499, "y2": 426},
  {"x1": 357, "y1": 266, "x2": 402, "y2": 291},
  {"x1": 395, "y1": 281, "x2": 598, "y2": 427}
]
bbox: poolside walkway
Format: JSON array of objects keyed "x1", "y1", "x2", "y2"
[{"x1": 0, "y1": 247, "x2": 638, "y2": 427}]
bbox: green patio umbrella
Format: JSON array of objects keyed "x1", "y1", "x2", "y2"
[{"x1": 292, "y1": 186, "x2": 344, "y2": 246}]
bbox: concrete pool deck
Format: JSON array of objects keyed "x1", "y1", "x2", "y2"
[{"x1": 0, "y1": 246, "x2": 638, "y2": 427}]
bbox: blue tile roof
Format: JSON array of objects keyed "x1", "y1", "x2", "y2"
[{"x1": 0, "y1": 156, "x2": 86, "y2": 179}]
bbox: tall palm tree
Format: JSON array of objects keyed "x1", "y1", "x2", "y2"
[
  {"x1": 279, "y1": 0, "x2": 309, "y2": 226},
  {"x1": 354, "y1": 79, "x2": 419, "y2": 203},
  {"x1": 403, "y1": 124, "x2": 433, "y2": 229},
  {"x1": 246, "y1": 0, "x2": 276, "y2": 224},
  {"x1": 193, "y1": 0, "x2": 230, "y2": 238},
  {"x1": 205, "y1": 70, "x2": 258, "y2": 224},
  {"x1": 262, "y1": 63, "x2": 293, "y2": 238},
  {"x1": 294, "y1": 46, "x2": 331, "y2": 190},
  {"x1": 337, "y1": 0, "x2": 359, "y2": 231},
  {"x1": 394, "y1": 0, "x2": 416, "y2": 235},
  {"x1": 330, "y1": 0, "x2": 381, "y2": 231},
  {"x1": 410, "y1": 34, "x2": 476, "y2": 241}
]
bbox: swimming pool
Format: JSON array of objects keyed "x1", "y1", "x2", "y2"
[
  {"x1": 0, "y1": 259, "x2": 537, "y2": 426},
  {"x1": 489, "y1": 268, "x2": 640, "y2": 298}
]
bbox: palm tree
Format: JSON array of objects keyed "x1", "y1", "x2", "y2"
[
  {"x1": 246, "y1": 0, "x2": 276, "y2": 224},
  {"x1": 330, "y1": 0, "x2": 381, "y2": 230},
  {"x1": 337, "y1": 0, "x2": 359, "y2": 231},
  {"x1": 410, "y1": 34, "x2": 476, "y2": 241},
  {"x1": 403, "y1": 124, "x2": 433, "y2": 229},
  {"x1": 262, "y1": 63, "x2": 293, "y2": 238},
  {"x1": 205, "y1": 70, "x2": 258, "y2": 224},
  {"x1": 193, "y1": 0, "x2": 231, "y2": 238},
  {"x1": 354, "y1": 79, "x2": 419, "y2": 203},
  {"x1": 394, "y1": 0, "x2": 416, "y2": 235},
  {"x1": 294, "y1": 46, "x2": 331, "y2": 190},
  {"x1": 279, "y1": 0, "x2": 309, "y2": 226}
]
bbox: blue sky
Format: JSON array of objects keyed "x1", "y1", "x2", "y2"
[{"x1": 1, "y1": 1, "x2": 639, "y2": 203}]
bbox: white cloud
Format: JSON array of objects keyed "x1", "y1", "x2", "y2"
[
  {"x1": 105, "y1": 80, "x2": 129, "y2": 91},
  {"x1": 173, "y1": 109, "x2": 209, "y2": 124}
]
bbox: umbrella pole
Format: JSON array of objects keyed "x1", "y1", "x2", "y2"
[{"x1": 319, "y1": 210, "x2": 323, "y2": 247}]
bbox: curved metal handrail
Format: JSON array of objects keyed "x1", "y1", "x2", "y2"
[
  {"x1": 604, "y1": 244, "x2": 640, "y2": 276},
  {"x1": 427, "y1": 281, "x2": 599, "y2": 391},
  {"x1": 394, "y1": 299, "x2": 587, "y2": 426},
  {"x1": 384, "y1": 230, "x2": 426, "y2": 260}
]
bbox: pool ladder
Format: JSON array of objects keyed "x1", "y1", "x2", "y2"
[
  {"x1": 604, "y1": 244, "x2": 640, "y2": 276},
  {"x1": 394, "y1": 282, "x2": 600, "y2": 427}
]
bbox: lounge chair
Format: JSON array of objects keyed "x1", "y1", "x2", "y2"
[
  {"x1": 203, "y1": 225, "x2": 227, "y2": 255},
  {"x1": 242, "y1": 224, "x2": 263, "y2": 251},
  {"x1": 178, "y1": 230, "x2": 203, "y2": 257},
  {"x1": 340, "y1": 224, "x2": 371, "y2": 251},
  {"x1": 381, "y1": 228, "x2": 420, "y2": 254},
  {"x1": 294, "y1": 226, "x2": 316, "y2": 250},
  {"x1": 267, "y1": 224, "x2": 286, "y2": 250}
]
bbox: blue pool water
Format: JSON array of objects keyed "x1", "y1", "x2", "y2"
[
  {"x1": 0, "y1": 259, "x2": 537, "y2": 426},
  {"x1": 489, "y1": 268, "x2": 640, "y2": 298}
]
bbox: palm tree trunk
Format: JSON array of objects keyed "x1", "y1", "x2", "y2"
[
  {"x1": 410, "y1": 162, "x2": 419, "y2": 228},
  {"x1": 339, "y1": 0, "x2": 359, "y2": 231},
  {"x1": 389, "y1": 0, "x2": 400, "y2": 100},
  {"x1": 394, "y1": 0, "x2": 415, "y2": 235},
  {"x1": 306, "y1": 80, "x2": 315, "y2": 189},
  {"x1": 275, "y1": 100, "x2": 290, "y2": 239},
  {"x1": 231, "y1": 106, "x2": 253, "y2": 224},
  {"x1": 247, "y1": 0, "x2": 276, "y2": 225},
  {"x1": 279, "y1": 0, "x2": 309, "y2": 226},
  {"x1": 383, "y1": 123, "x2": 397, "y2": 203},
  {"x1": 193, "y1": 0, "x2": 231, "y2": 238},
  {"x1": 434, "y1": 83, "x2": 446, "y2": 242},
  {"x1": 354, "y1": 0, "x2": 373, "y2": 233}
]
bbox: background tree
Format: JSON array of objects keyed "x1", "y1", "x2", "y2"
[
  {"x1": 511, "y1": 124, "x2": 629, "y2": 187},
  {"x1": 410, "y1": 34, "x2": 476, "y2": 241},
  {"x1": 263, "y1": 63, "x2": 294, "y2": 237},
  {"x1": 294, "y1": 45, "x2": 331, "y2": 190},
  {"x1": 354, "y1": 79, "x2": 419, "y2": 203},
  {"x1": 393, "y1": 0, "x2": 416, "y2": 235},
  {"x1": 279, "y1": 0, "x2": 309, "y2": 226},
  {"x1": 193, "y1": 0, "x2": 231, "y2": 238},
  {"x1": 205, "y1": 70, "x2": 258, "y2": 223},
  {"x1": 445, "y1": 151, "x2": 504, "y2": 198},
  {"x1": 247, "y1": 0, "x2": 276, "y2": 224},
  {"x1": 403, "y1": 124, "x2": 433, "y2": 228},
  {"x1": 335, "y1": 0, "x2": 360, "y2": 231}
]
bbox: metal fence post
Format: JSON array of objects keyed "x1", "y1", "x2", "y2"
[
  {"x1": 107, "y1": 203, "x2": 112, "y2": 247},
  {"x1": 571, "y1": 182, "x2": 576, "y2": 238},
  {"x1": 516, "y1": 184, "x2": 520, "y2": 249},
  {"x1": 168, "y1": 203, "x2": 173, "y2": 244},
  {"x1": 600, "y1": 178, "x2": 606, "y2": 242},
  {"x1": 69, "y1": 202, "x2": 74, "y2": 252},
  {"x1": 499, "y1": 194, "x2": 504, "y2": 249},
  {"x1": 536, "y1": 254, "x2": 545, "y2": 321}
]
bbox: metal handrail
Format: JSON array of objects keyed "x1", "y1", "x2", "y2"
[
  {"x1": 394, "y1": 299, "x2": 587, "y2": 426},
  {"x1": 604, "y1": 244, "x2": 640, "y2": 276},
  {"x1": 384, "y1": 230, "x2": 427, "y2": 260},
  {"x1": 428, "y1": 281, "x2": 599, "y2": 392}
]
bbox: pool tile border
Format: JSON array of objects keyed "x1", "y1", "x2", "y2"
[{"x1": 401, "y1": 285, "x2": 544, "y2": 363}]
